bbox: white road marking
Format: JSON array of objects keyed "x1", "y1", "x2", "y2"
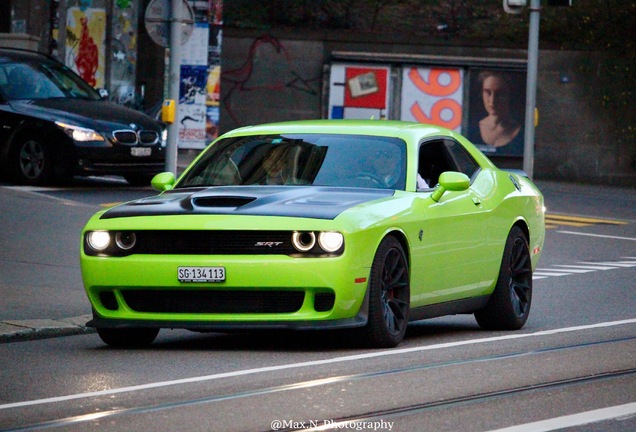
[
  {"x1": 555, "y1": 264, "x2": 619, "y2": 271},
  {"x1": 1, "y1": 319, "x2": 635, "y2": 411},
  {"x1": 557, "y1": 230, "x2": 636, "y2": 241},
  {"x1": 533, "y1": 272, "x2": 572, "y2": 277},
  {"x1": 579, "y1": 261, "x2": 636, "y2": 268},
  {"x1": 554, "y1": 264, "x2": 596, "y2": 273},
  {"x1": 487, "y1": 402, "x2": 636, "y2": 432},
  {"x1": 533, "y1": 258, "x2": 636, "y2": 280}
]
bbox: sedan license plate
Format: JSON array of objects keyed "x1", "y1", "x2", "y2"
[
  {"x1": 131, "y1": 147, "x2": 151, "y2": 157},
  {"x1": 178, "y1": 266, "x2": 226, "y2": 283}
]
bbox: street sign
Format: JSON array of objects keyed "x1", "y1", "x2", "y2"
[
  {"x1": 503, "y1": 0, "x2": 527, "y2": 14},
  {"x1": 145, "y1": 0, "x2": 195, "y2": 48}
]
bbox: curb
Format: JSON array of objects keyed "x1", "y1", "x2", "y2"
[{"x1": 0, "y1": 315, "x2": 95, "y2": 343}]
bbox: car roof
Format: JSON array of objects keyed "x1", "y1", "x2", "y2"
[
  {"x1": 223, "y1": 119, "x2": 452, "y2": 139},
  {"x1": 0, "y1": 48, "x2": 55, "y2": 65}
]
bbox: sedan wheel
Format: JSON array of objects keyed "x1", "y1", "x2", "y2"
[
  {"x1": 475, "y1": 226, "x2": 532, "y2": 330},
  {"x1": 96, "y1": 327, "x2": 159, "y2": 348},
  {"x1": 362, "y1": 236, "x2": 410, "y2": 348},
  {"x1": 14, "y1": 136, "x2": 53, "y2": 185}
]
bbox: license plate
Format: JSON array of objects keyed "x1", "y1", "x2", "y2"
[
  {"x1": 131, "y1": 147, "x2": 151, "y2": 157},
  {"x1": 178, "y1": 266, "x2": 226, "y2": 283}
]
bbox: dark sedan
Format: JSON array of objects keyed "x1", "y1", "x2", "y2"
[{"x1": 0, "y1": 48, "x2": 166, "y2": 185}]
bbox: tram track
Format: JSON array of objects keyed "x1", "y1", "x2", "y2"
[
  {"x1": 4, "y1": 335, "x2": 635, "y2": 432},
  {"x1": 280, "y1": 368, "x2": 636, "y2": 432}
]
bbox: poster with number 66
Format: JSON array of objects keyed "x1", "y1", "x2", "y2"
[{"x1": 400, "y1": 67, "x2": 464, "y2": 132}]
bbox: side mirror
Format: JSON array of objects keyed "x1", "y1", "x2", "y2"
[
  {"x1": 151, "y1": 172, "x2": 176, "y2": 192},
  {"x1": 430, "y1": 171, "x2": 470, "y2": 202}
]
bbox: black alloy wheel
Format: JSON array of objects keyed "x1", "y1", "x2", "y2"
[
  {"x1": 362, "y1": 235, "x2": 410, "y2": 348},
  {"x1": 475, "y1": 226, "x2": 533, "y2": 330}
]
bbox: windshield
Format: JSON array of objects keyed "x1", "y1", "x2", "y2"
[
  {"x1": 0, "y1": 61, "x2": 100, "y2": 101},
  {"x1": 177, "y1": 134, "x2": 407, "y2": 190}
]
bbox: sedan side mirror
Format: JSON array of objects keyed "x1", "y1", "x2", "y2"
[
  {"x1": 151, "y1": 172, "x2": 176, "y2": 191},
  {"x1": 430, "y1": 171, "x2": 470, "y2": 202}
]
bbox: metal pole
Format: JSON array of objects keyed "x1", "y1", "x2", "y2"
[
  {"x1": 523, "y1": 0, "x2": 540, "y2": 179},
  {"x1": 165, "y1": 0, "x2": 182, "y2": 174}
]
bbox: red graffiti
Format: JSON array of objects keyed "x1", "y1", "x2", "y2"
[
  {"x1": 221, "y1": 34, "x2": 320, "y2": 126},
  {"x1": 75, "y1": 17, "x2": 98, "y2": 87}
]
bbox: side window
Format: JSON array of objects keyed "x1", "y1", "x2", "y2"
[
  {"x1": 444, "y1": 139, "x2": 480, "y2": 180},
  {"x1": 417, "y1": 139, "x2": 457, "y2": 189}
]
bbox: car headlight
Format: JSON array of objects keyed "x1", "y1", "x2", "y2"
[
  {"x1": 292, "y1": 231, "x2": 344, "y2": 255},
  {"x1": 115, "y1": 232, "x2": 136, "y2": 250},
  {"x1": 292, "y1": 231, "x2": 316, "y2": 252},
  {"x1": 85, "y1": 231, "x2": 137, "y2": 256},
  {"x1": 86, "y1": 231, "x2": 111, "y2": 251},
  {"x1": 318, "y1": 232, "x2": 344, "y2": 253},
  {"x1": 56, "y1": 121, "x2": 105, "y2": 142}
]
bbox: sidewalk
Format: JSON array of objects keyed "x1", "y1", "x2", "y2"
[
  {"x1": 0, "y1": 150, "x2": 204, "y2": 344},
  {"x1": 0, "y1": 315, "x2": 94, "y2": 343}
]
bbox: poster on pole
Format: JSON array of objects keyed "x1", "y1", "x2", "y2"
[{"x1": 178, "y1": 22, "x2": 209, "y2": 149}]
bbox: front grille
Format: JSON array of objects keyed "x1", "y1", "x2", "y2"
[
  {"x1": 122, "y1": 290, "x2": 305, "y2": 314},
  {"x1": 134, "y1": 231, "x2": 296, "y2": 255},
  {"x1": 138, "y1": 130, "x2": 160, "y2": 144},
  {"x1": 112, "y1": 130, "x2": 159, "y2": 145}
]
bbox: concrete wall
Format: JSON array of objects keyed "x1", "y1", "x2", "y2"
[
  {"x1": 219, "y1": 30, "x2": 636, "y2": 186},
  {"x1": 0, "y1": 33, "x2": 41, "y2": 51},
  {"x1": 536, "y1": 50, "x2": 635, "y2": 185}
]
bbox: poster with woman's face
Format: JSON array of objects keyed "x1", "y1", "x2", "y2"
[{"x1": 467, "y1": 69, "x2": 526, "y2": 157}]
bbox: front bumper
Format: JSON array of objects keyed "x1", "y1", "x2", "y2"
[
  {"x1": 81, "y1": 253, "x2": 371, "y2": 330},
  {"x1": 74, "y1": 145, "x2": 165, "y2": 175}
]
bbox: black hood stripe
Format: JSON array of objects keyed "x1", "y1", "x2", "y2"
[{"x1": 100, "y1": 186, "x2": 394, "y2": 220}]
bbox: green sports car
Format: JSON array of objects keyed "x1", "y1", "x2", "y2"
[{"x1": 80, "y1": 120, "x2": 545, "y2": 348}]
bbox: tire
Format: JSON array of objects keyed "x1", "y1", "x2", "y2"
[
  {"x1": 475, "y1": 226, "x2": 532, "y2": 330},
  {"x1": 96, "y1": 327, "x2": 159, "y2": 348},
  {"x1": 12, "y1": 135, "x2": 55, "y2": 185},
  {"x1": 361, "y1": 236, "x2": 410, "y2": 348}
]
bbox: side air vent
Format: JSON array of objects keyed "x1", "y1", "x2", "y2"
[{"x1": 192, "y1": 196, "x2": 256, "y2": 208}]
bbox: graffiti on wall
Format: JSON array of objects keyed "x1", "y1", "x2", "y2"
[
  {"x1": 66, "y1": 7, "x2": 106, "y2": 88},
  {"x1": 222, "y1": 34, "x2": 320, "y2": 126}
]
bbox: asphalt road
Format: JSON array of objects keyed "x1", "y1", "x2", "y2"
[{"x1": 0, "y1": 177, "x2": 634, "y2": 431}]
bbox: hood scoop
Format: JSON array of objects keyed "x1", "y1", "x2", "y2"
[{"x1": 192, "y1": 196, "x2": 256, "y2": 208}]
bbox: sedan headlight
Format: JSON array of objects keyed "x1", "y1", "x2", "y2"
[
  {"x1": 160, "y1": 127, "x2": 168, "y2": 147},
  {"x1": 56, "y1": 121, "x2": 105, "y2": 142}
]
